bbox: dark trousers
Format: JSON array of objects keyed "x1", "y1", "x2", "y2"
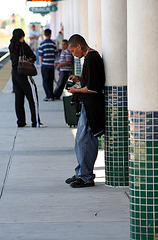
[
  {"x1": 12, "y1": 69, "x2": 40, "y2": 127},
  {"x1": 54, "y1": 71, "x2": 71, "y2": 98},
  {"x1": 41, "y1": 65, "x2": 54, "y2": 98}
]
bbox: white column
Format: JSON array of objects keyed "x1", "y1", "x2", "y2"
[
  {"x1": 55, "y1": 2, "x2": 63, "y2": 37},
  {"x1": 128, "y1": 2, "x2": 158, "y2": 239},
  {"x1": 73, "y1": 0, "x2": 80, "y2": 34},
  {"x1": 49, "y1": 11, "x2": 56, "y2": 40},
  {"x1": 59, "y1": 1, "x2": 64, "y2": 29},
  {"x1": 101, "y1": 0, "x2": 127, "y2": 86},
  {"x1": 79, "y1": 0, "x2": 88, "y2": 42},
  {"x1": 68, "y1": 0, "x2": 74, "y2": 36},
  {"x1": 71, "y1": 0, "x2": 82, "y2": 75},
  {"x1": 65, "y1": 0, "x2": 71, "y2": 38},
  {"x1": 61, "y1": 0, "x2": 69, "y2": 39},
  {"x1": 101, "y1": 0, "x2": 128, "y2": 188},
  {"x1": 61, "y1": 0, "x2": 67, "y2": 38},
  {"x1": 128, "y1": 0, "x2": 158, "y2": 111},
  {"x1": 88, "y1": 0, "x2": 102, "y2": 55}
]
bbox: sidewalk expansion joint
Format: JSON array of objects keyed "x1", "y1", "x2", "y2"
[{"x1": 0, "y1": 130, "x2": 17, "y2": 200}]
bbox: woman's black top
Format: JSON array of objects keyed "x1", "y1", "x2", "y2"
[{"x1": 9, "y1": 41, "x2": 36, "y2": 69}]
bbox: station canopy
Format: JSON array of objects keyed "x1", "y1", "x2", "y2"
[{"x1": 26, "y1": 0, "x2": 62, "y2": 1}]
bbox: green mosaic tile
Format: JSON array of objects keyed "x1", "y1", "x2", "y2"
[
  {"x1": 105, "y1": 86, "x2": 128, "y2": 187},
  {"x1": 154, "y1": 141, "x2": 158, "y2": 147},
  {"x1": 98, "y1": 134, "x2": 104, "y2": 150},
  {"x1": 74, "y1": 57, "x2": 81, "y2": 76}
]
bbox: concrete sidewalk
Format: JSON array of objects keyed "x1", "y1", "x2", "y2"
[{"x1": 0, "y1": 68, "x2": 130, "y2": 240}]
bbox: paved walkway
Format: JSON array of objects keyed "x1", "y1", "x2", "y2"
[{"x1": 0, "y1": 66, "x2": 130, "y2": 240}]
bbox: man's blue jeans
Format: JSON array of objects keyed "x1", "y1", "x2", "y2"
[
  {"x1": 41, "y1": 66, "x2": 54, "y2": 99},
  {"x1": 75, "y1": 105, "x2": 98, "y2": 183}
]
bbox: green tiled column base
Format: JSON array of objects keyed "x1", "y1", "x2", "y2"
[
  {"x1": 105, "y1": 86, "x2": 129, "y2": 186},
  {"x1": 74, "y1": 57, "x2": 81, "y2": 76},
  {"x1": 98, "y1": 135, "x2": 104, "y2": 150},
  {"x1": 129, "y1": 111, "x2": 158, "y2": 240}
]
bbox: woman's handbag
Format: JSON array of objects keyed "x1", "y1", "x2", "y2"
[{"x1": 17, "y1": 45, "x2": 37, "y2": 76}]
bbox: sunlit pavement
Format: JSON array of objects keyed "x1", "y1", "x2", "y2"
[{"x1": 0, "y1": 68, "x2": 130, "y2": 240}]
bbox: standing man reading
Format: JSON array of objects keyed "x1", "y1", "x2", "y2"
[
  {"x1": 65, "y1": 34, "x2": 105, "y2": 188},
  {"x1": 38, "y1": 29, "x2": 58, "y2": 101}
]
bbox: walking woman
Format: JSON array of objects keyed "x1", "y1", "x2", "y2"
[{"x1": 9, "y1": 28, "x2": 44, "y2": 127}]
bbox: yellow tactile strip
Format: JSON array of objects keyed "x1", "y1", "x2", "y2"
[{"x1": 0, "y1": 60, "x2": 11, "y2": 93}]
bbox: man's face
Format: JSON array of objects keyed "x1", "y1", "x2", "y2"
[
  {"x1": 32, "y1": 25, "x2": 35, "y2": 31},
  {"x1": 68, "y1": 44, "x2": 83, "y2": 58},
  {"x1": 62, "y1": 41, "x2": 67, "y2": 50}
]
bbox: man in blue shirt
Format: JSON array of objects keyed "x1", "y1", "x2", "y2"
[{"x1": 39, "y1": 29, "x2": 58, "y2": 101}]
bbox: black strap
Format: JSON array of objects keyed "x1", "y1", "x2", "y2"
[{"x1": 20, "y1": 44, "x2": 25, "y2": 58}]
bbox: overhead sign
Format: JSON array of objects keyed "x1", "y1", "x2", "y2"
[{"x1": 29, "y1": 5, "x2": 58, "y2": 14}]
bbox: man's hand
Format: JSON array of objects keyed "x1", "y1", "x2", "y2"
[
  {"x1": 67, "y1": 86, "x2": 78, "y2": 94},
  {"x1": 68, "y1": 86, "x2": 95, "y2": 94},
  {"x1": 69, "y1": 75, "x2": 81, "y2": 83},
  {"x1": 57, "y1": 63, "x2": 62, "y2": 68},
  {"x1": 30, "y1": 36, "x2": 39, "y2": 40}
]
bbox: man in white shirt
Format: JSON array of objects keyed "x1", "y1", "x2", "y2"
[{"x1": 28, "y1": 24, "x2": 39, "y2": 65}]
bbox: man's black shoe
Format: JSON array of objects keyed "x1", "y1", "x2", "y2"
[
  {"x1": 70, "y1": 178, "x2": 95, "y2": 188},
  {"x1": 65, "y1": 175, "x2": 77, "y2": 184},
  {"x1": 54, "y1": 96, "x2": 60, "y2": 100}
]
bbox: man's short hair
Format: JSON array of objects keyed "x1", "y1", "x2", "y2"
[
  {"x1": 68, "y1": 34, "x2": 88, "y2": 47},
  {"x1": 62, "y1": 39, "x2": 68, "y2": 44},
  {"x1": 44, "y1": 29, "x2": 51, "y2": 37}
]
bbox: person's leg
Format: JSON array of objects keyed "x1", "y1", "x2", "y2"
[
  {"x1": 15, "y1": 88, "x2": 26, "y2": 127},
  {"x1": 27, "y1": 77, "x2": 40, "y2": 127},
  {"x1": 48, "y1": 68, "x2": 54, "y2": 97},
  {"x1": 31, "y1": 77, "x2": 41, "y2": 124},
  {"x1": 12, "y1": 70, "x2": 26, "y2": 127},
  {"x1": 35, "y1": 49, "x2": 39, "y2": 65},
  {"x1": 54, "y1": 71, "x2": 70, "y2": 98},
  {"x1": 74, "y1": 105, "x2": 98, "y2": 183},
  {"x1": 41, "y1": 66, "x2": 53, "y2": 99}
]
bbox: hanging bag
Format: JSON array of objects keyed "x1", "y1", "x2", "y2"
[{"x1": 17, "y1": 45, "x2": 37, "y2": 76}]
